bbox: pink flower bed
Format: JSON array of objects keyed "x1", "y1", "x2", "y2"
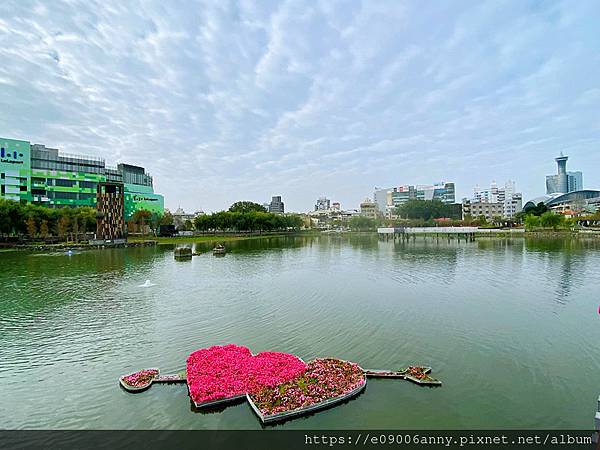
[
  {"x1": 121, "y1": 369, "x2": 159, "y2": 388},
  {"x1": 186, "y1": 344, "x2": 306, "y2": 405},
  {"x1": 249, "y1": 358, "x2": 365, "y2": 417}
]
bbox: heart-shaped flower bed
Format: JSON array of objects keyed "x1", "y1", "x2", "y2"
[
  {"x1": 186, "y1": 344, "x2": 306, "y2": 407},
  {"x1": 247, "y1": 358, "x2": 366, "y2": 423},
  {"x1": 119, "y1": 368, "x2": 159, "y2": 391}
]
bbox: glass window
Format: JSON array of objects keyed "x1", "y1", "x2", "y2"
[
  {"x1": 79, "y1": 181, "x2": 97, "y2": 189},
  {"x1": 79, "y1": 193, "x2": 96, "y2": 200},
  {"x1": 54, "y1": 191, "x2": 78, "y2": 199},
  {"x1": 54, "y1": 179, "x2": 76, "y2": 187}
]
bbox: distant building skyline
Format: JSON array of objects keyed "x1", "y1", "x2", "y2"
[
  {"x1": 373, "y1": 182, "x2": 456, "y2": 216},
  {"x1": 1, "y1": 2, "x2": 598, "y2": 213}
]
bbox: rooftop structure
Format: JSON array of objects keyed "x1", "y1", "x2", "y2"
[{"x1": 524, "y1": 190, "x2": 600, "y2": 214}]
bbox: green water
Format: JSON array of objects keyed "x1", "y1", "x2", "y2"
[{"x1": 1, "y1": 235, "x2": 600, "y2": 429}]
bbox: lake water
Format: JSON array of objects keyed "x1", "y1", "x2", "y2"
[{"x1": 1, "y1": 235, "x2": 600, "y2": 429}]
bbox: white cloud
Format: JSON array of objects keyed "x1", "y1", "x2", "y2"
[{"x1": 0, "y1": 0, "x2": 599, "y2": 212}]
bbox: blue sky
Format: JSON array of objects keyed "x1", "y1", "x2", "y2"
[{"x1": 1, "y1": 0, "x2": 599, "y2": 212}]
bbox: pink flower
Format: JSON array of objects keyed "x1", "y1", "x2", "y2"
[{"x1": 186, "y1": 344, "x2": 306, "y2": 405}]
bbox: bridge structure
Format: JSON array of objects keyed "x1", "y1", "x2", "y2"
[{"x1": 377, "y1": 226, "x2": 525, "y2": 241}]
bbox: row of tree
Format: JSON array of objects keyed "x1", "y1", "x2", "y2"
[
  {"x1": 193, "y1": 201, "x2": 303, "y2": 232},
  {"x1": 0, "y1": 198, "x2": 96, "y2": 238},
  {"x1": 194, "y1": 210, "x2": 303, "y2": 232}
]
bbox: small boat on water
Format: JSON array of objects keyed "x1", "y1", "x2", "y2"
[{"x1": 213, "y1": 244, "x2": 226, "y2": 255}]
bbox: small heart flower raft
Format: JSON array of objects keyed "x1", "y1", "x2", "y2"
[{"x1": 119, "y1": 344, "x2": 441, "y2": 423}]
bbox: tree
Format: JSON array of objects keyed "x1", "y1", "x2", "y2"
[
  {"x1": 396, "y1": 199, "x2": 456, "y2": 221},
  {"x1": 524, "y1": 202, "x2": 549, "y2": 216},
  {"x1": 349, "y1": 216, "x2": 378, "y2": 231},
  {"x1": 228, "y1": 201, "x2": 267, "y2": 213},
  {"x1": 540, "y1": 211, "x2": 564, "y2": 230},
  {"x1": 40, "y1": 220, "x2": 49, "y2": 238},
  {"x1": 57, "y1": 215, "x2": 71, "y2": 238},
  {"x1": 131, "y1": 209, "x2": 152, "y2": 234},
  {"x1": 26, "y1": 216, "x2": 37, "y2": 237},
  {"x1": 160, "y1": 209, "x2": 174, "y2": 225},
  {"x1": 524, "y1": 214, "x2": 541, "y2": 230}
]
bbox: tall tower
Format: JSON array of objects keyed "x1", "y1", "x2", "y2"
[{"x1": 555, "y1": 152, "x2": 568, "y2": 194}]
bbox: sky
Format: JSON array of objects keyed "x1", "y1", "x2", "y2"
[{"x1": 1, "y1": 0, "x2": 599, "y2": 213}]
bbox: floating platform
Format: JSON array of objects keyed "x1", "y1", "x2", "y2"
[
  {"x1": 364, "y1": 366, "x2": 431, "y2": 378},
  {"x1": 364, "y1": 367, "x2": 441, "y2": 386},
  {"x1": 193, "y1": 394, "x2": 247, "y2": 409},
  {"x1": 174, "y1": 247, "x2": 192, "y2": 259},
  {"x1": 155, "y1": 372, "x2": 187, "y2": 384},
  {"x1": 119, "y1": 346, "x2": 442, "y2": 424},
  {"x1": 247, "y1": 374, "x2": 367, "y2": 424},
  {"x1": 119, "y1": 368, "x2": 160, "y2": 392}
]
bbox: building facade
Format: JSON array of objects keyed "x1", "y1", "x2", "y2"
[
  {"x1": 546, "y1": 153, "x2": 583, "y2": 194},
  {"x1": 373, "y1": 182, "x2": 455, "y2": 215},
  {"x1": 268, "y1": 195, "x2": 284, "y2": 214},
  {"x1": 359, "y1": 198, "x2": 379, "y2": 219},
  {"x1": 462, "y1": 200, "x2": 504, "y2": 221},
  {"x1": 524, "y1": 190, "x2": 600, "y2": 216},
  {"x1": 315, "y1": 196, "x2": 331, "y2": 211},
  {"x1": 0, "y1": 137, "x2": 163, "y2": 220},
  {"x1": 465, "y1": 181, "x2": 522, "y2": 219},
  {"x1": 96, "y1": 182, "x2": 125, "y2": 240}
]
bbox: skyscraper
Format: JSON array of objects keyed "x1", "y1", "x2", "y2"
[
  {"x1": 546, "y1": 153, "x2": 583, "y2": 194},
  {"x1": 268, "y1": 195, "x2": 284, "y2": 214}
]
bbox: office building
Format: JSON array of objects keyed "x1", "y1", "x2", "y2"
[
  {"x1": 469, "y1": 181, "x2": 522, "y2": 219},
  {"x1": 373, "y1": 182, "x2": 455, "y2": 215},
  {"x1": 359, "y1": 198, "x2": 379, "y2": 219},
  {"x1": 0, "y1": 137, "x2": 164, "y2": 220},
  {"x1": 546, "y1": 153, "x2": 583, "y2": 194},
  {"x1": 269, "y1": 195, "x2": 284, "y2": 214},
  {"x1": 462, "y1": 200, "x2": 504, "y2": 221},
  {"x1": 315, "y1": 196, "x2": 331, "y2": 211}
]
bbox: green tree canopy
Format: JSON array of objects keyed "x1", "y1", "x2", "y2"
[
  {"x1": 523, "y1": 202, "x2": 549, "y2": 216},
  {"x1": 395, "y1": 199, "x2": 458, "y2": 221},
  {"x1": 228, "y1": 201, "x2": 267, "y2": 213},
  {"x1": 194, "y1": 210, "x2": 302, "y2": 232},
  {"x1": 539, "y1": 211, "x2": 564, "y2": 230},
  {"x1": 160, "y1": 209, "x2": 174, "y2": 225},
  {"x1": 0, "y1": 198, "x2": 98, "y2": 238},
  {"x1": 348, "y1": 216, "x2": 378, "y2": 231}
]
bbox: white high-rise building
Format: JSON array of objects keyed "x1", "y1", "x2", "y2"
[{"x1": 470, "y1": 181, "x2": 522, "y2": 219}]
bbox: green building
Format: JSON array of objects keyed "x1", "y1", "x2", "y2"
[{"x1": 0, "y1": 137, "x2": 164, "y2": 219}]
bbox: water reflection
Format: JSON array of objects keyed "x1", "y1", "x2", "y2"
[{"x1": 1, "y1": 235, "x2": 600, "y2": 429}]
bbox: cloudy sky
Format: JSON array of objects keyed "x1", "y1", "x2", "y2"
[{"x1": 1, "y1": 0, "x2": 599, "y2": 212}]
